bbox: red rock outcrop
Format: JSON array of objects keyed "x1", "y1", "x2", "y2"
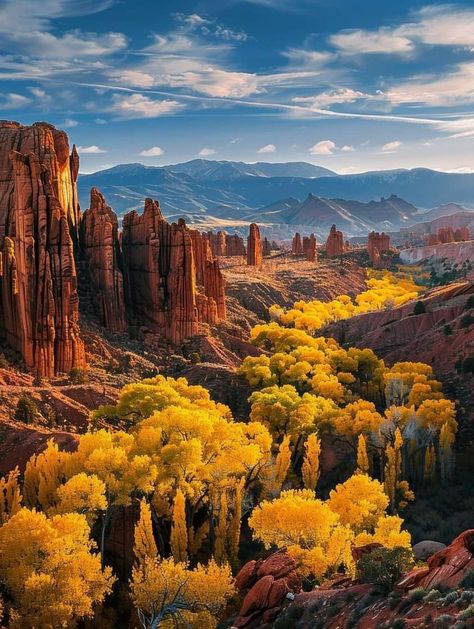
[
  {"x1": 398, "y1": 529, "x2": 474, "y2": 591},
  {"x1": 207, "y1": 230, "x2": 227, "y2": 257},
  {"x1": 0, "y1": 121, "x2": 85, "y2": 377},
  {"x1": 262, "y1": 237, "x2": 271, "y2": 257},
  {"x1": 247, "y1": 223, "x2": 263, "y2": 266},
  {"x1": 190, "y1": 230, "x2": 226, "y2": 321},
  {"x1": 226, "y1": 233, "x2": 246, "y2": 257},
  {"x1": 438, "y1": 226, "x2": 455, "y2": 244},
  {"x1": 455, "y1": 226, "x2": 470, "y2": 241},
  {"x1": 291, "y1": 232, "x2": 303, "y2": 255},
  {"x1": 122, "y1": 200, "x2": 226, "y2": 343},
  {"x1": 122, "y1": 200, "x2": 198, "y2": 343},
  {"x1": 325, "y1": 224, "x2": 344, "y2": 257},
  {"x1": 79, "y1": 188, "x2": 126, "y2": 332},
  {"x1": 368, "y1": 231, "x2": 390, "y2": 265},
  {"x1": 234, "y1": 551, "x2": 302, "y2": 628},
  {"x1": 303, "y1": 233, "x2": 317, "y2": 262}
]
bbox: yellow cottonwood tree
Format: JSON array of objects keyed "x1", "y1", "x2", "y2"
[
  {"x1": 171, "y1": 489, "x2": 188, "y2": 563},
  {"x1": 0, "y1": 508, "x2": 114, "y2": 628},
  {"x1": 134, "y1": 499, "x2": 158, "y2": 567},
  {"x1": 302, "y1": 433, "x2": 321, "y2": 491}
]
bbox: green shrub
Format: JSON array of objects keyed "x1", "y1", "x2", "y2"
[
  {"x1": 356, "y1": 546, "x2": 414, "y2": 593},
  {"x1": 434, "y1": 614, "x2": 454, "y2": 628},
  {"x1": 465, "y1": 295, "x2": 474, "y2": 309},
  {"x1": 443, "y1": 324, "x2": 453, "y2": 336},
  {"x1": 459, "y1": 570, "x2": 474, "y2": 589},
  {"x1": 413, "y1": 301, "x2": 426, "y2": 315},
  {"x1": 391, "y1": 619, "x2": 405, "y2": 629},
  {"x1": 408, "y1": 587, "x2": 426, "y2": 603},
  {"x1": 423, "y1": 589, "x2": 441, "y2": 602},
  {"x1": 458, "y1": 604, "x2": 474, "y2": 620},
  {"x1": 68, "y1": 367, "x2": 89, "y2": 384},
  {"x1": 0, "y1": 353, "x2": 9, "y2": 369},
  {"x1": 14, "y1": 395, "x2": 39, "y2": 424}
]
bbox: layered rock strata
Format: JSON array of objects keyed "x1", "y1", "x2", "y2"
[
  {"x1": 325, "y1": 224, "x2": 344, "y2": 257},
  {"x1": 0, "y1": 121, "x2": 85, "y2": 377}
]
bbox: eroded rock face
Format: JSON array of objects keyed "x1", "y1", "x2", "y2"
[
  {"x1": 262, "y1": 237, "x2": 271, "y2": 257},
  {"x1": 122, "y1": 200, "x2": 226, "y2": 343},
  {"x1": 368, "y1": 231, "x2": 390, "y2": 265},
  {"x1": 303, "y1": 233, "x2": 317, "y2": 262},
  {"x1": 398, "y1": 529, "x2": 474, "y2": 591},
  {"x1": 226, "y1": 233, "x2": 246, "y2": 257},
  {"x1": 79, "y1": 188, "x2": 126, "y2": 332},
  {"x1": 0, "y1": 121, "x2": 85, "y2": 377},
  {"x1": 207, "y1": 230, "x2": 227, "y2": 257},
  {"x1": 292, "y1": 232, "x2": 303, "y2": 255},
  {"x1": 325, "y1": 224, "x2": 344, "y2": 257},
  {"x1": 234, "y1": 550, "x2": 302, "y2": 628},
  {"x1": 247, "y1": 223, "x2": 263, "y2": 266},
  {"x1": 425, "y1": 226, "x2": 471, "y2": 246}
]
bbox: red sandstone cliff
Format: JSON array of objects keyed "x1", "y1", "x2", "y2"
[
  {"x1": 247, "y1": 223, "x2": 263, "y2": 266},
  {"x1": 79, "y1": 188, "x2": 126, "y2": 333},
  {"x1": 367, "y1": 231, "x2": 390, "y2": 265},
  {"x1": 226, "y1": 233, "x2": 246, "y2": 257},
  {"x1": 292, "y1": 232, "x2": 303, "y2": 255},
  {"x1": 325, "y1": 224, "x2": 344, "y2": 257},
  {"x1": 303, "y1": 233, "x2": 317, "y2": 262},
  {"x1": 0, "y1": 121, "x2": 85, "y2": 377}
]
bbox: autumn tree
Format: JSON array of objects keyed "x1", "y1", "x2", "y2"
[{"x1": 0, "y1": 508, "x2": 114, "y2": 628}]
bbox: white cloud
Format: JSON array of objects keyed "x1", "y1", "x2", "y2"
[
  {"x1": 198, "y1": 147, "x2": 216, "y2": 156},
  {"x1": 340, "y1": 145, "x2": 355, "y2": 152},
  {"x1": 257, "y1": 144, "x2": 276, "y2": 154},
  {"x1": 62, "y1": 118, "x2": 78, "y2": 128},
  {"x1": 293, "y1": 88, "x2": 375, "y2": 109},
  {"x1": 111, "y1": 70, "x2": 155, "y2": 88},
  {"x1": 381, "y1": 140, "x2": 402, "y2": 153},
  {"x1": 140, "y1": 146, "x2": 165, "y2": 157},
  {"x1": 0, "y1": 92, "x2": 31, "y2": 109},
  {"x1": 309, "y1": 140, "x2": 336, "y2": 155},
  {"x1": 95, "y1": 118, "x2": 107, "y2": 125},
  {"x1": 77, "y1": 145, "x2": 107, "y2": 154},
  {"x1": 330, "y1": 5, "x2": 474, "y2": 56},
  {"x1": 111, "y1": 94, "x2": 185, "y2": 119},
  {"x1": 330, "y1": 28, "x2": 413, "y2": 55},
  {"x1": 385, "y1": 62, "x2": 474, "y2": 107}
]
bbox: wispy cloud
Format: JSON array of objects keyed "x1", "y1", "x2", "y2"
[
  {"x1": 381, "y1": 140, "x2": 402, "y2": 153},
  {"x1": 0, "y1": 92, "x2": 31, "y2": 109},
  {"x1": 77, "y1": 145, "x2": 107, "y2": 153},
  {"x1": 309, "y1": 140, "x2": 336, "y2": 155}
]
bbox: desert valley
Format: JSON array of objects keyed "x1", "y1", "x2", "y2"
[{"x1": 0, "y1": 120, "x2": 472, "y2": 628}]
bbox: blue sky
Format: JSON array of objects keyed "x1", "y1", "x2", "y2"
[{"x1": 1, "y1": 0, "x2": 474, "y2": 174}]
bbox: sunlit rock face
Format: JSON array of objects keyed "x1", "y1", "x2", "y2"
[
  {"x1": 325, "y1": 224, "x2": 344, "y2": 257},
  {"x1": 247, "y1": 223, "x2": 263, "y2": 266},
  {"x1": 79, "y1": 187, "x2": 127, "y2": 333},
  {"x1": 0, "y1": 121, "x2": 85, "y2": 377}
]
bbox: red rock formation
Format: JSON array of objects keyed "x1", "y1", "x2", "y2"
[
  {"x1": 325, "y1": 224, "x2": 344, "y2": 257},
  {"x1": 455, "y1": 226, "x2": 470, "y2": 241},
  {"x1": 398, "y1": 529, "x2": 474, "y2": 591},
  {"x1": 190, "y1": 230, "x2": 226, "y2": 321},
  {"x1": 262, "y1": 237, "x2": 271, "y2": 257},
  {"x1": 292, "y1": 232, "x2": 303, "y2": 255},
  {"x1": 207, "y1": 230, "x2": 227, "y2": 257},
  {"x1": 438, "y1": 226, "x2": 455, "y2": 243},
  {"x1": 425, "y1": 233, "x2": 439, "y2": 246},
  {"x1": 247, "y1": 223, "x2": 263, "y2": 266},
  {"x1": 303, "y1": 233, "x2": 317, "y2": 262},
  {"x1": 0, "y1": 121, "x2": 85, "y2": 377},
  {"x1": 122, "y1": 200, "x2": 226, "y2": 343},
  {"x1": 368, "y1": 231, "x2": 390, "y2": 265},
  {"x1": 79, "y1": 188, "x2": 126, "y2": 332},
  {"x1": 234, "y1": 551, "x2": 302, "y2": 628},
  {"x1": 226, "y1": 233, "x2": 246, "y2": 257},
  {"x1": 122, "y1": 201, "x2": 198, "y2": 343}
]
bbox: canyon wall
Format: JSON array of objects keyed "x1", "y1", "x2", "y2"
[
  {"x1": 303, "y1": 234, "x2": 317, "y2": 262},
  {"x1": 0, "y1": 122, "x2": 85, "y2": 377},
  {"x1": 79, "y1": 187, "x2": 126, "y2": 333}
]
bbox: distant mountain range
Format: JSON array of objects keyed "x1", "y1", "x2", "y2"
[{"x1": 78, "y1": 159, "x2": 474, "y2": 238}]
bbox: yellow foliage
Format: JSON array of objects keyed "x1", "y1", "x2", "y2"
[
  {"x1": 53, "y1": 473, "x2": 107, "y2": 523},
  {"x1": 302, "y1": 433, "x2": 321, "y2": 491},
  {"x1": 170, "y1": 489, "x2": 188, "y2": 563},
  {"x1": 0, "y1": 508, "x2": 114, "y2": 628},
  {"x1": 0, "y1": 467, "x2": 21, "y2": 525},
  {"x1": 333, "y1": 400, "x2": 383, "y2": 439},
  {"x1": 328, "y1": 474, "x2": 389, "y2": 532},
  {"x1": 130, "y1": 557, "x2": 234, "y2": 628},
  {"x1": 356, "y1": 435, "x2": 369, "y2": 474},
  {"x1": 134, "y1": 499, "x2": 158, "y2": 567}
]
